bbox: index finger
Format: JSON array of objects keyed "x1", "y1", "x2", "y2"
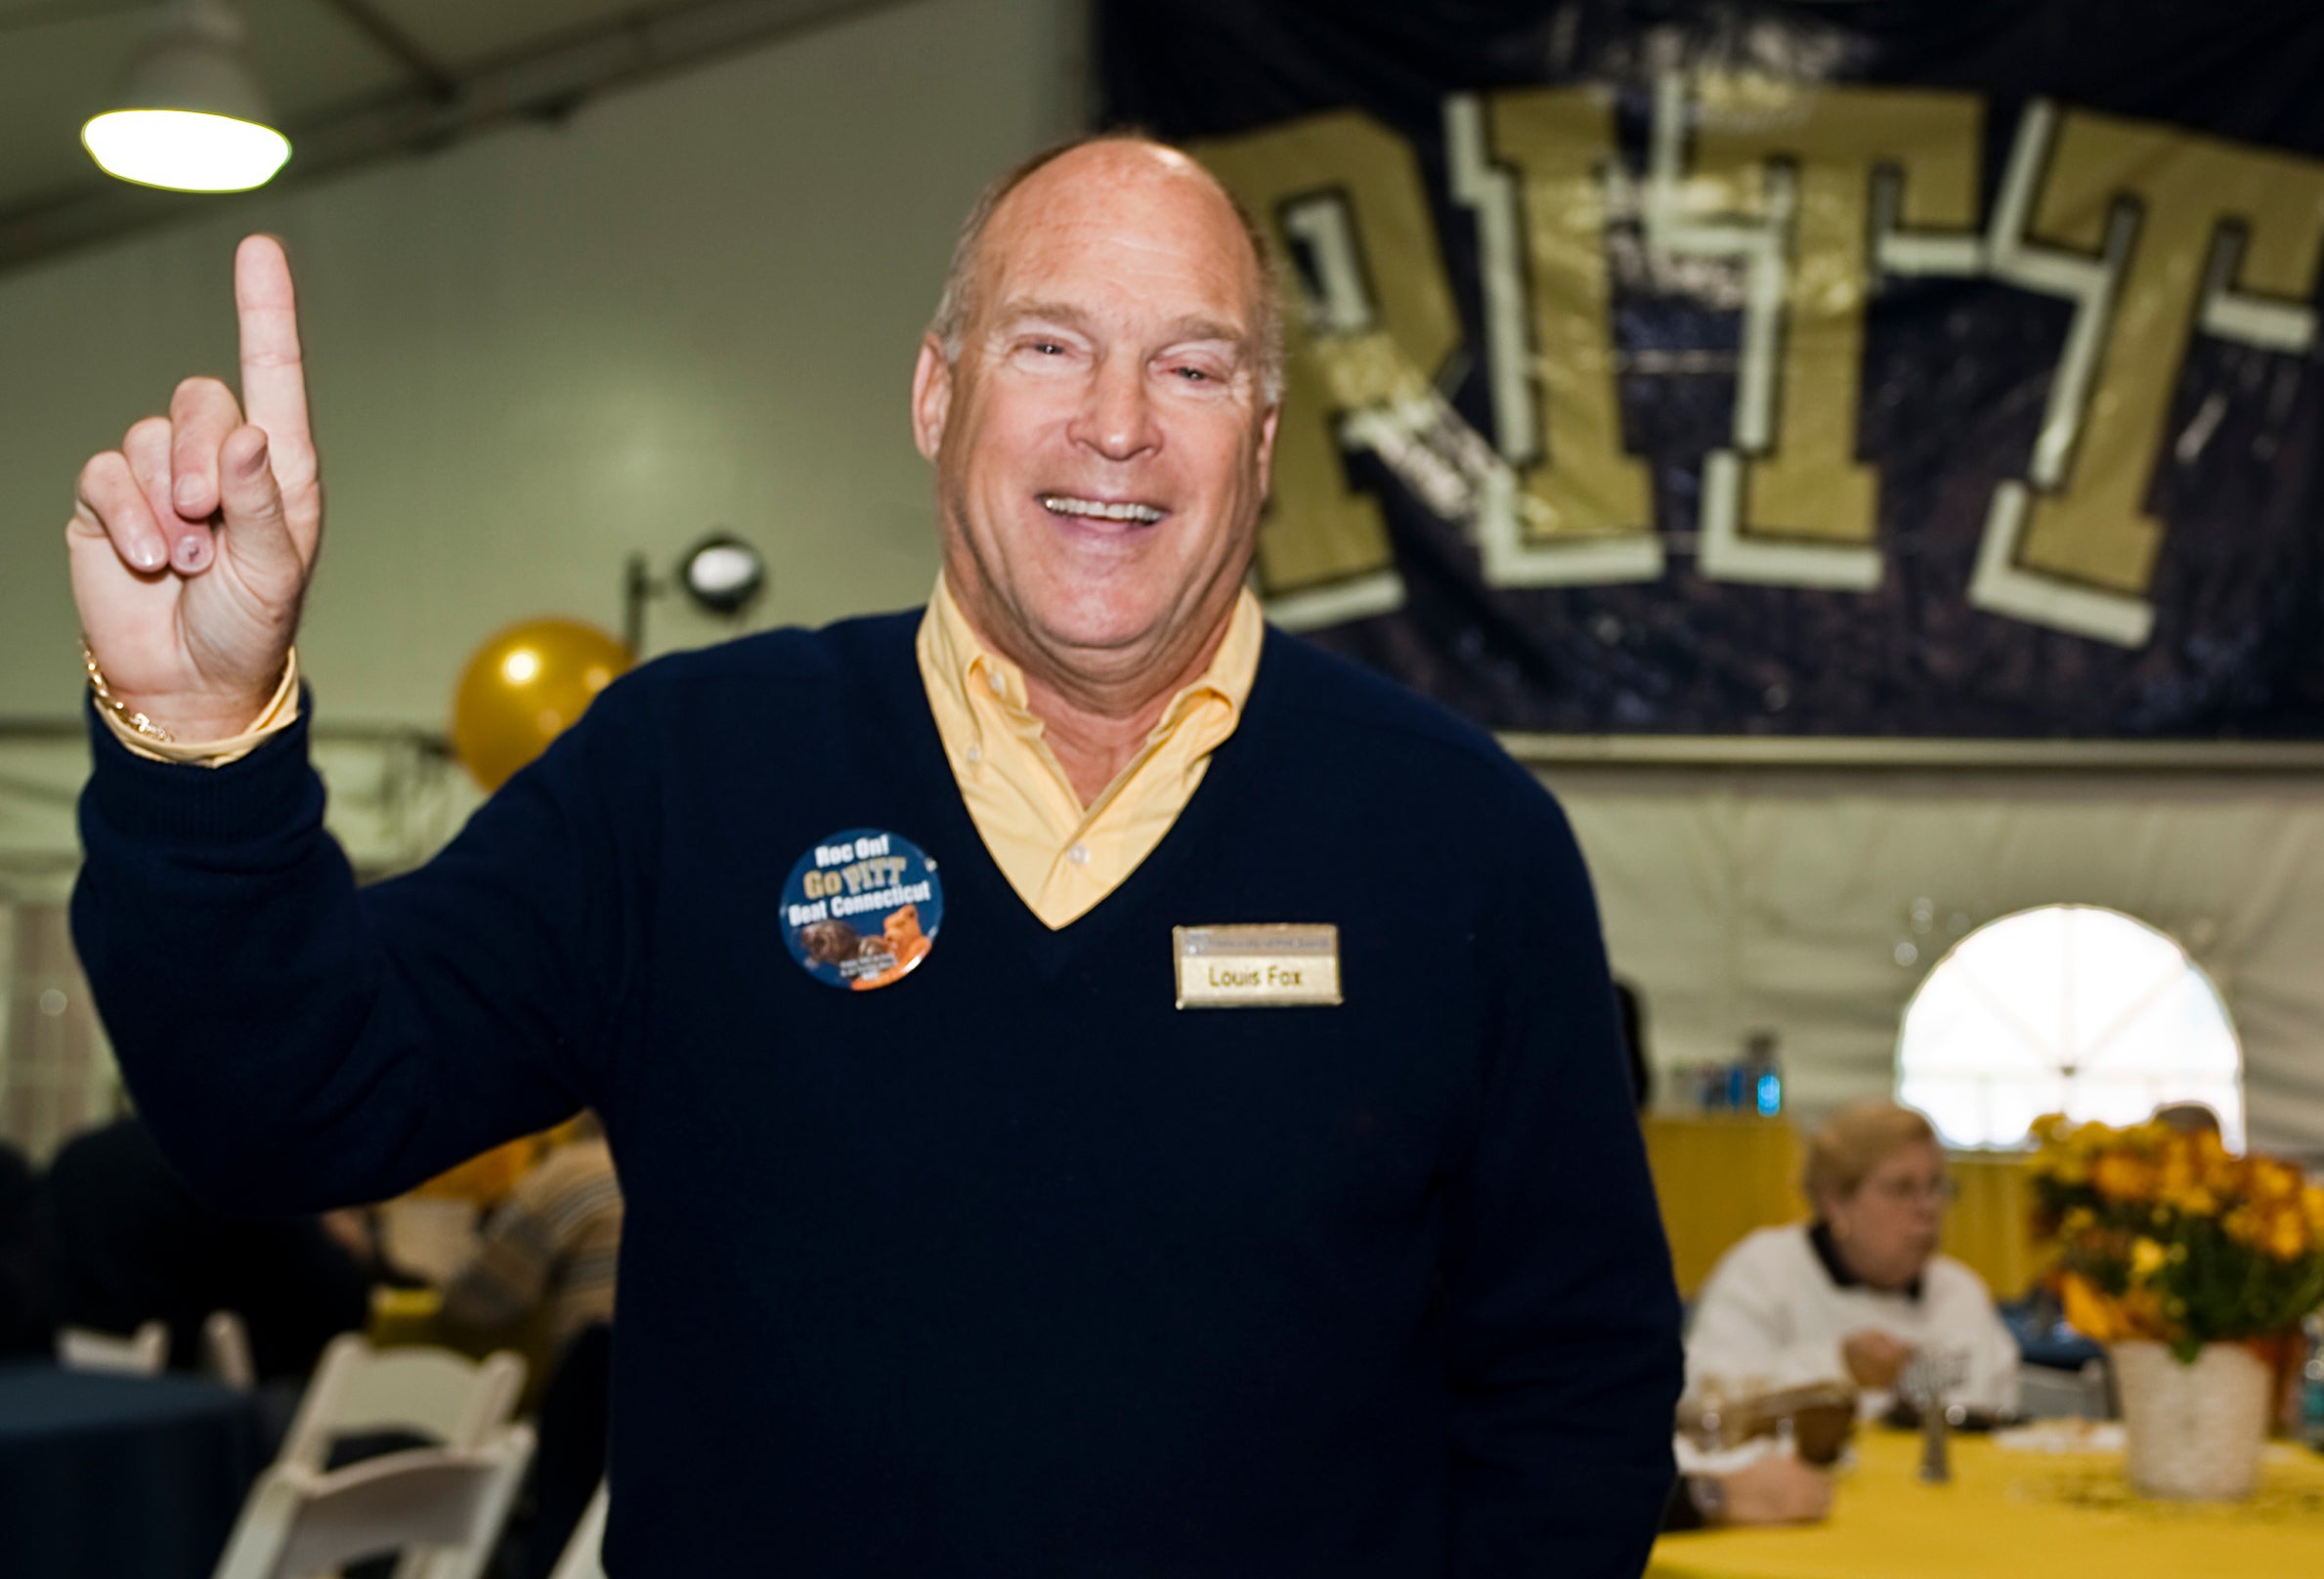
[{"x1": 235, "y1": 234, "x2": 311, "y2": 448}]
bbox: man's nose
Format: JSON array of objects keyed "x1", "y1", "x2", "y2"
[{"x1": 1068, "y1": 353, "x2": 1160, "y2": 462}]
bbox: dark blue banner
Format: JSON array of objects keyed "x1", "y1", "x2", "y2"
[{"x1": 1100, "y1": 0, "x2": 2324, "y2": 738}]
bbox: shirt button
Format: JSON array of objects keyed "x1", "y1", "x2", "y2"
[
  {"x1": 1067, "y1": 842, "x2": 1090, "y2": 866},
  {"x1": 987, "y1": 671, "x2": 1006, "y2": 696},
  {"x1": 965, "y1": 745, "x2": 981, "y2": 765}
]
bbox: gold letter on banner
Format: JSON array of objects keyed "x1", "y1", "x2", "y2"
[
  {"x1": 1971, "y1": 103, "x2": 2324, "y2": 646},
  {"x1": 1444, "y1": 89, "x2": 1659, "y2": 584},
  {"x1": 1650, "y1": 75, "x2": 1982, "y2": 589},
  {"x1": 1195, "y1": 111, "x2": 1461, "y2": 630}
]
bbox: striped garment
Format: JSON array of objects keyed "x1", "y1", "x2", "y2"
[{"x1": 441, "y1": 1136, "x2": 622, "y2": 1349}]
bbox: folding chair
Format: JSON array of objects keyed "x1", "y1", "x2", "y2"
[
  {"x1": 545, "y1": 1480, "x2": 609, "y2": 1579},
  {"x1": 275, "y1": 1333, "x2": 526, "y2": 1472},
  {"x1": 204, "y1": 1309, "x2": 258, "y2": 1390},
  {"x1": 57, "y1": 1318, "x2": 169, "y2": 1375},
  {"x1": 211, "y1": 1424, "x2": 536, "y2": 1579}
]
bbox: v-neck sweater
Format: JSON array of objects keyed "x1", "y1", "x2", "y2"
[
  {"x1": 916, "y1": 574, "x2": 1266, "y2": 929},
  {"x1": 73, "y1": 609, "x2": 1682, "y2": 1578}
]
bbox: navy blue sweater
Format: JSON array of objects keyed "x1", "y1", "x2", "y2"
[{"x1": 74, "y1": 612, "x2": 1681, "y2": 1576}]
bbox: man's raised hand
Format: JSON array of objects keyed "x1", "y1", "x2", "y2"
[{"x1": 67, "y1": 235, "x2": 322, "y2": 742}]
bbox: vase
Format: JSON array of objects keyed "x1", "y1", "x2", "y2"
[{"x1": 2109, "y1": 1339, "x2": 2273, "y2": 1500}]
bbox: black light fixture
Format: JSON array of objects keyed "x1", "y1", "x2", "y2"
[{"x1": 623, "y1": 533, "x2": 767, "y2": 653}]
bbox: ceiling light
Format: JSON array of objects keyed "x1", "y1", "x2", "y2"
[{"x1": 82, "y1": 0, "x2": 290, "y2": 193}]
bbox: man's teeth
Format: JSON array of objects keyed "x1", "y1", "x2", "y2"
[{"x1": 1041, "y1": 494, "x2": 1166, "y2": 524}]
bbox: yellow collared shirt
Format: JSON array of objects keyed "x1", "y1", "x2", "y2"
[{"x1": 917, "y1": 576, "x2": 1264, "y2": 930}]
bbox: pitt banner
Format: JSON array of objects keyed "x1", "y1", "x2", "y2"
[{"x1": 1100, "y1": 0, "x2": 2324, "y2": 738}]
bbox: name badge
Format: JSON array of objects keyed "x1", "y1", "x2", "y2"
[{"x1": 1173, "y1": 923, "x2": 1342, "y2": 1009}]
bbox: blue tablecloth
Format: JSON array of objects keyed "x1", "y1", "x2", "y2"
[{"x1": 0, "y1": 1362, "x2": 262, "y2": 1579}]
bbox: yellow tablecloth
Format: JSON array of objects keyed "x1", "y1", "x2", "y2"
[
  {"x1": 1648, "y1": 1430, "x2": 2324, "y2": 1579},
  {"x1": 1643, "y1": 1117, "x2": 2041, "y2": 1299}
]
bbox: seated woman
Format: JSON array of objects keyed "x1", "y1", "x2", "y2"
[{"x1": 1686, "y1": 1099, "x2": 2020, "y2": 1418}]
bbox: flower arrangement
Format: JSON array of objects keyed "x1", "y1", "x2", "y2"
[{"x1": 2028, "y1": 1115, "x2": 2324, "y2": 1364}]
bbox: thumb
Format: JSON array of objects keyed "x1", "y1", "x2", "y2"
[{"x1": 217, "y1": 424, "x2": 305, "y2": 592}]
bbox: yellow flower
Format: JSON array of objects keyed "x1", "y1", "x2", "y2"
[
  {"x1": 2262, "y1": 1207, "x2": 2308, "y2": 1262},
  {"x1": 2224, "y1": 1205, "x2": 2264, "y2": 1248},
  {"x1": 2161, "y1": 1185, "x2": 2218, "y2": 1217},
  {"x1": 2060, "y1": 1274, "x2": 2122, "y2": 1342},
  {"x1": 2201, "y1": 1144, "x2": 2244, "y2": 1200},
  {"x1": 2250, "y1": 1157, "x2": 2304, "y2": 1205},
  {"x1": 2304, "y1": 1184, "x2": 2324, "y2": 1237},
  {"x1": 2130, "y1": 1238, "x2": 2168, "y2": 1281},
  {"x1": 2094, "y1": 1153, "x2": 2156, "y2": 1204}
]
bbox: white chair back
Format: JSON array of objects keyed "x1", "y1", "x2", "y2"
[
  {"x1": 545, "y1": 1479, "x2": 609, "y2": 1579},
  {"x1": 276, "y1": 1334, "x2": 527, "y2": 1472},
  {"x1": 210, "y1": 1424, "x2": 536, "y2": 1579},
  {"x1": 204, "y1": 1309, "x2": 258, "y2": 1391},
  {"x1": 57, "y1": 1319, "x2": 169, "y2": 1375}
]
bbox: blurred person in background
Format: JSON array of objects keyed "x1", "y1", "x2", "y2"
[
  {"x1": 1686, "y1": 1099, "x2": 2020, "y2": 1418},
  {"x1": 438, "y1": 1113, "x2": 621, "y2": 1354},
  {"x1": 42, "y1": 1113, "x2": 384, "y2": 1381},
  {"x1": 2151, "y1": 1100, "x2": 2222, "y2": 1138}
]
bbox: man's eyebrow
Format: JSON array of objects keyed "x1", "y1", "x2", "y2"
[
  {"x1": 1160, "y1": 318, "x2": 1249, "y2": 348},
  {"x1": 991, "y1": 299, "x2": 1097, "y2": 332},
  {"x1": 989, "y1": 302, "x2": 1250, "y2": 349}
]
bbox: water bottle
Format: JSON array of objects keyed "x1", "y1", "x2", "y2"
[{"x1": 1746, "y1": 1030, "x2": 1784, "y2": 1118}]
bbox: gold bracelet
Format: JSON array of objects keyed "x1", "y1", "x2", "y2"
[{"x1": 81, "y1": 640, "x2": 176, "y2": 745}]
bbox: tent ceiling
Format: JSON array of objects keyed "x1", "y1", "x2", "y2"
[{"x1": 0, "y1": 0, "x2": 899, "y2": 269}]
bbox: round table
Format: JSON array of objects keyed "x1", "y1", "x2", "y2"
[
  {"x1": 0, "y1": 1362, "x2": 263, "y2": 1579},
  {"x1": 1650, "y1": 1428, "x2": 2324, "y2": 1579}
]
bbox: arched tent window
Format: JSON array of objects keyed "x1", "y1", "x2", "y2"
[{"x1": 1896, "y1": 905, "x2": 2244, "y2": 1151}]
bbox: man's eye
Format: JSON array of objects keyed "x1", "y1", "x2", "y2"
[
  {"x1": 1030, "y1": 341, "x2": 1065, "y2": 356},
  {"x1": 1173, "y1": 365, "x2": 1213, "y2": 382}
]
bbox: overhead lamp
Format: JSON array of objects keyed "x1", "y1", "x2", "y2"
[
  {"x1": 82, "y1": 0, "x2": 291, "y2": 193},
  {"x1": 623, "y1": 533, "x2": 768, "y2": 653}
]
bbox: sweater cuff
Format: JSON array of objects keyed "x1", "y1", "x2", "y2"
[{"x1": 82, "y1": 688, "x2": 323, "y2": 854}]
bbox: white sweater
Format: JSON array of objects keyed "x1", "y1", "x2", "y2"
[{"x1": 1684, "y1": 1224, "x2": 2022, "y2": 1417}]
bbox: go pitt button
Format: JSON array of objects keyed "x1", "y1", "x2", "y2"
[{"x1": 780, "y1": 829, "x2": 944, "y2": 992}]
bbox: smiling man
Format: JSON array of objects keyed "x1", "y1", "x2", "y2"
[{"x1": 65, "y1": 137, "x2": 1680, "y2": 1575}]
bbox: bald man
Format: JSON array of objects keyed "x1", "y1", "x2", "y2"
[{"x1": 67, "y1": 138, "x2": 1680, "y2": 1575}]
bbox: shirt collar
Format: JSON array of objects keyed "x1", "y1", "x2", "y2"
[
  {"x1": 922, "y1": 572, "x2": 1266, "y2": 739},
  {"x1": 1808, "y1": 1219, "x2": 1923, "y2": 1302}
]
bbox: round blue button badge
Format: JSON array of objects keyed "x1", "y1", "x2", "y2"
[{"x1": 780, "y1": 828, "x2": 944, "y2": 992}]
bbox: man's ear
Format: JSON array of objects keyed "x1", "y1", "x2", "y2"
[
  {"x1": 912, "y1": 336, "x2": 953, "y2": 461},
  {"x1": 1255, "y1": 402, "x2": 1281, "y2": 498}
]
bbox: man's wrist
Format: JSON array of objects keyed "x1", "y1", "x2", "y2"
[{"x1": 87, "y1": 647, "x2": 302, "y2": 766}]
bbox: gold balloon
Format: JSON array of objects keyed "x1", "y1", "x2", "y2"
[{"x1": 450, "y1": 618, "x2": 633, "y2": 791}]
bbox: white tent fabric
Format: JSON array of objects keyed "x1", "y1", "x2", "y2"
[{"x1": 1550, "y1": 765, "x2": 2324, "y2": 1159}]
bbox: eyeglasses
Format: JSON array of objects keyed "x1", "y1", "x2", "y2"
[{"x1": 1867, "y1": 1176, "x2": 1959, "y2": 1206}]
